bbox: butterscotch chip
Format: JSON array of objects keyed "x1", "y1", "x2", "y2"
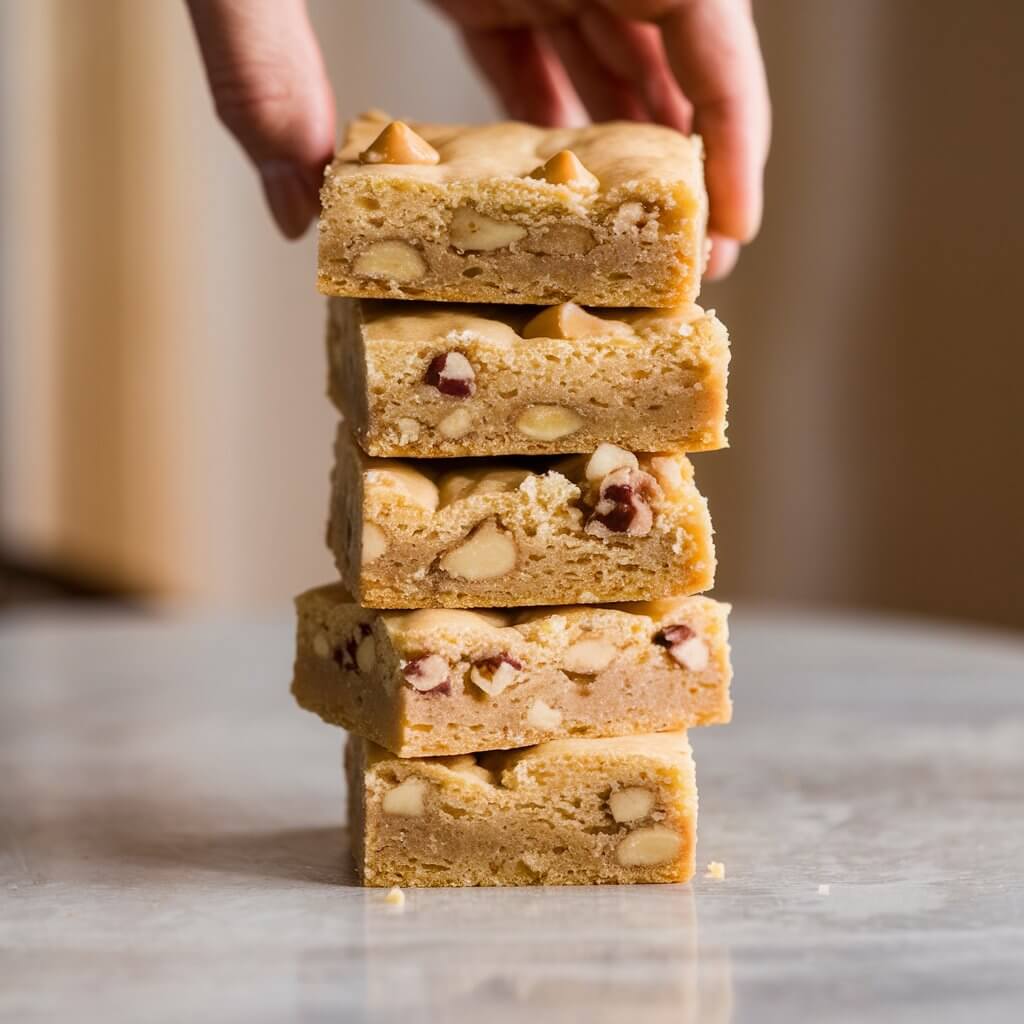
[
  {"x1": 346, "y1": 732, "x2": 698, "y2": 886},
  {"x1": 325, "y1": 297, "x2": 729, "y2": 457},
  {"x1": 359, "y1": 121, "x2": 440, "y2": 166},
  {"x1": 291, "y1": 584, "x2": 732, "y2": 757},
  {"x1": 318, "y1": 114, "x2": 708, "y2": 306},
  {"x1": 326, "y1": 426, "x2": 715, "y2": 609}
]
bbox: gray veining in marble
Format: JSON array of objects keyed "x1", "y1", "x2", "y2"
[{"x1": 1, "y1": 607, "x2": 1023, "y2": 1023}]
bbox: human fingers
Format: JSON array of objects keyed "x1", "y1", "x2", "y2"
[{"x1": 186, "y1": 0, "x2": 335, "y2": 237}]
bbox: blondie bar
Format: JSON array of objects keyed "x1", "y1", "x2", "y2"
[
  {"x1": 293, "y1": 584, "x2": 731, "y2": 756},
  {"x1": 347, "y1": 731, "x2": 698, "y2": 886},
  {"x1": 318, "y1": 113, "x2": 708, "y2": 307},
  {"x1": 327, "y1": 298, "x2": 729, "y2": 457},
  {"x1": 328, "y1": 428, "x2": 715, "y2": 609}
]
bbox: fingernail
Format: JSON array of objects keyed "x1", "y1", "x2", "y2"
[
  {"x1": 706, "y1": 235, "x2": 740, "y2": 280},
  {"x1": 259, "y1": 161, "x2": 316, "y2": 239}
]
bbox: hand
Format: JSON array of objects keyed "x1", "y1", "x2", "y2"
[{"x1": 187, "y1": 0, "x2": 770, "y2": 278}]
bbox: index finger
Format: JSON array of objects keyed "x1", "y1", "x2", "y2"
[{"x1": 656, "y1": 0, "x2": 770, "y2": 243}]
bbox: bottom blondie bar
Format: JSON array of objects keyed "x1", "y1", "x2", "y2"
[{"x1": 347, "y1": 732, "x2": 697, "y2": 887}]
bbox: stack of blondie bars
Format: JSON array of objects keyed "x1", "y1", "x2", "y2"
[{"x1": 291, "y1": 112, "x2": 733, "y2": 886}]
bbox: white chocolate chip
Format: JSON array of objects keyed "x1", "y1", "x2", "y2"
[
  {"x1": 450, "y1": 205, "x2": 527, "y2": 251},
  {"x1": 312, "y1": 630, "x2": 332, "y2": 659},
  {"x1": 526, "y1": 699, "x2": 562, "y2": 731},
  {"x1": 585, "y1": 443, "x2": 639, "y2": 483},
  {"x1": 608, "y1": 787, "x2": 656, "y2": 823},
  {"x1": 515, "y1": 404, "x2": 583, "y2": 441},
  {"x1": 438, "y1": 521, "x2": 517, "y2": 581},
  {"x1": 615, "y1": 826, "x2": 682, "y2": 867},
  {"x1": 367, "y1": 466, "x2": 439, "y2": 512},
  {"x1": 362, "y1": 521, "x2": 388, "y2": 564},
  {"x1": 354, "y1": 241, "x2": 426, "y2": 282},
  {"x1": 437, "y1": 407, "x2": 473, "y2": 440},
  {"x1": 355, "y1": 634, "x2": 377, "y2": 673},
  {"x1": 381, "y1": 777, "x2": 427, "y2": 817}
]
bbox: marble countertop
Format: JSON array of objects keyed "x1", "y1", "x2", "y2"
[{"x1": 1, "y1": 606, "x2": 1023, "y2": 1023}]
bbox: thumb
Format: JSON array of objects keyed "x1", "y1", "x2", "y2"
[{"x1": 186, "y1": 0, "x2": 335, "y2": 238}]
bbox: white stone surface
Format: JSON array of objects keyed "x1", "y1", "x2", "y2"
[{"x1": 1, "y1": 608, "x2": 1023, "y2": 1023}]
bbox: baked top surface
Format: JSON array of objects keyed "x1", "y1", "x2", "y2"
[
  {"x1": 352, "y1": 297, "x2": 724, "y2": 353},
  {"x1": 328, "y1": 113, "x2": 704, "y2": 193},
  {"x1": 301, "y1": 582, "x2": 724, "y2": 639}
]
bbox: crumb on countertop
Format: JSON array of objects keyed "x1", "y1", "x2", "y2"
[
  {"x1": 817, "y1": 883, "x2": 831, "y2": 895},
  {"x1": 385, "y1": 886, "x2": 405, "y2": 907},
  {"x1": 705, "y1": 861, "x2": 726, "y2": 880}
]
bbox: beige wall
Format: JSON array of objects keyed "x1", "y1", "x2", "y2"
[{"x1": 1, "y1": 1, "x2": 1022, "y2": 625}]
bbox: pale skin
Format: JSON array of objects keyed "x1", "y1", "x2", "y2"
[{"x1": 186, "y1": 0, "x2": 770, "y2": 278}]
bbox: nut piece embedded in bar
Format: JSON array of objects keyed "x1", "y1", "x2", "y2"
[
  {"x1": 438, "y1": 520, "x2": 518, "y2": 580},
  {"x1": 654, "y1": 624, "x2": 709, "y2": 671},
  {"x1": 353, "y1": 240, "x2": 426, "y2": 282},
  {"x1": 469, "y1": 653, "x2": 523, "y2": 696},
  {"x1": 561, "y1": 637, "x2": 617, "y2": 675},
  {"x1": 362, "y1": 522, "x2": 388, "y2": 564},
  {"x1": 424, "y1": 352, "x2": 476, "y2": 397},
  {"x1": 402, "y1": 654, "x2": 451, "y2": 694},
  {"x1": 608, "y1": 787, "x2": 656, "y2": 823},
  {"x1": 358, "y1": 121, "x2": 440, "y2": 165},
  {"x1": 615, "y1": 825, "x2": 682, "y2": 866},
  {"x1": 449, "y1": 206, "x2": 527, "y2": 252},
  {"x1": 514, "y1": 404, "x2": 583, "y2": 441},
  {"x1": 528, "y1": 149, "x2": 599, "y2": 191},
  {"x1": 586, "y1": 468, "x2": 662, "y2": 538},
  {"x1": 585, "y1": 443, "x2": 639, "y2": 483},
  {"x1": 381, "y1": 777, "x2": 427, "y2": 817},
  {"x1": 522, "y1": 302, "x2": 621, "y2": 341}
]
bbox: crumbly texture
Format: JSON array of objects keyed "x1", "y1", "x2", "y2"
[
  {"x1": 327, "y1": 297, "x2": 729, "y2": 457},
  {"x1": 318, "y1": 113, "x2": 708, "y2": 307},
  {"x1": 327, "y1": 426, "x2": 715, "y2": 609},
  {"x1": 347, "y1": 731, "x2": 698, "y2": 887},
  {"x1": 293, "y1": 584, "x2": 732, "y2": 757}
]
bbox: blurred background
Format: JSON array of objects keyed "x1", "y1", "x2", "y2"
[{"x1": 1, "y1": 0, "x2": 1021, "y2": 627}]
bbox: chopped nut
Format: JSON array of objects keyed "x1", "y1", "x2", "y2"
[
  {"x1": 368, "y1": 466, "x2": 439, "y2": 511},
  {"x1": 450, "y1": 205, "x2": 527, "y2": 251},
  {"x1": 439, "y1": 468, "x2": 531, "y2": 506},
  {"x1": 381, "y1": 777, "x2": 427, "y2": 817},
  {"x1": 396, "y1": 418, "x2": 421, "y2": 445},
  {"x1": 402, "y1": 654, "x2": 451, "y2": 694},
  {"x1": 528, "y1": 149, "x2": 599, "y2": 191},
  {"x1": 312, "y1": 630, "x2": 332, "y2": 660},
  {"x1": 355, "y1": 634, "x2": 377, "y2": 674},
  {"x1": 358, "y1": 120, "x2": 440, "y2": 165},
  {"x1": 425, "y1": 351, "x2": 476, "y2": 398},
  {"x1": 469, "y1": 653, "x2": 523, "y2": 696},
  {"x1": 705, "y1": 861, "x2": 726, "y2": 880},
  {"x1": 615, "y1": 826, "x2": 682, "y2": 867},
  {"x1": 608, "y1": 787, "x2": 656, "y2": 823},
  {"x1": 514, "y1": 404, "x2": 583, "y2": 441},
  {"x1": 585, "y1": 467, "x2": 662, "y2": 538},
  {"x1": 362, "y1": 521, "x2": 388, "y2": 564},
  {"x1": 384, "y1": 886, "x2": 406, "y2": 907},
  {"x1": 585, "y1": 443, "x2": 639, "y2": 483},
  {"x1": 438, "y1": 520, "x2": 517, "y2": 581},
  {"x1": 353, "y1": 241, "x2": 426, "y2": 282},
  {"x1": 561, "y1": 637, "x2": 617, "y2": 675},
  {"x1": 437, "y1": 407, "x2": 474, "y2": 439},
  {"x1": 526, "y1": 699, "x2": 562, "y2": 731},
  {"x1": 654, "y1": 624, "x2": 709, "y2": 672},
  {"x1": 444, "y1": 755, "x2": 497, "y2": 785},
  {"x1": 522, "y1": 302, "x2": 621, "y2": 340}
]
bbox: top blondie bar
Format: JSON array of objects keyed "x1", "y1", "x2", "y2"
[{"x1": 318, "y1": 112, "x2": 709, "y2": 307}]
